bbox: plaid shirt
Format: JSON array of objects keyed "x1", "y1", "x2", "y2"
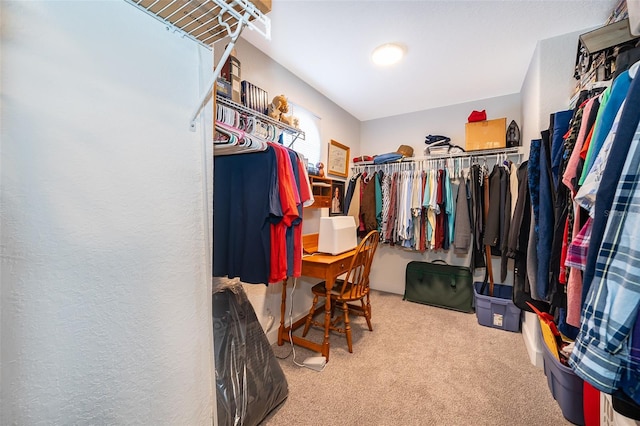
[
  {"x1": 569, "y1": 121, "x2": 640, "y2": 393},
  {"x1": 565, "y1": 217, "x2": 593, "y2": 271}
]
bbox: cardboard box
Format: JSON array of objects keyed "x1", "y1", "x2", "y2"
[
  {"x1": 465, "y1": 118, "x2": 507, "y2": 151},
  {"x1": 253, "y1": 0, "x2": 272, "y2": 14}
]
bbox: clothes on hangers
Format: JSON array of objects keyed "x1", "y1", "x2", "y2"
[
  {"x1": 568, "y1": 65, "x2": 640, "y2": 401},
  {"x1": 512, "y1": 61, "x2": 640, "y2": 410},
  {"x1": 453, "y1": 176, "x2": 471, "y2": 253},
  {"x1": 213, "y1": 147, "x2": 279, "y2": 284},
  {"x1": 347, "y1": 152, "x2": 521, "y2": 259},
  {"x1": 213, "y1": 104, "x2": 277, "y2": 155},
  {"x1": 213, "y1": 142, "x2": 310, "y2": 285}
]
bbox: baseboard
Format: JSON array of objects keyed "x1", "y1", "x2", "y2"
[{"x1": 522, "y1": 310, "x2": 544, "y2": 369}]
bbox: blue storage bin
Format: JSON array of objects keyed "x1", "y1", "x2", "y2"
[
  {"x1": 473, "y1": 282, "x2": 521, "y2": 332},
  {"x1": 542, "y1": 337, "x2": 584, "y2": 425}
]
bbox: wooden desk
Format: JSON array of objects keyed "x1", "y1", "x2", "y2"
[{"x1": 278, "y1": 242, "x2": 356, "y2": 362}]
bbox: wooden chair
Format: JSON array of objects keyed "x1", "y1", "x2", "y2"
[{"x1": 302, "y1": 230, "x2": 379, "y2": 353}]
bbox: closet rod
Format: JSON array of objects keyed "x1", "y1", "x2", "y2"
[
  {"x1": 408, "y1": 147, "x2": 521, "y2": 162},
  {"x1": 351, "y1": 147, "x2": 522, "y2": 173}
]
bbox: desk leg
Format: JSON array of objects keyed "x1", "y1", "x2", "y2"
[
  {"x1": 278, "y1": 278, "x2": 287, "y2": 346},
  {"x1": 322, "y1": 279, "x2": 332, "y2": 361}
]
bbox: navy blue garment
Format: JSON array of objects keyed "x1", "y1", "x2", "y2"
[
  {"x1": 344, "y1": 174, "x2": 358, "y2": 214},
  {"x1": 213, "y1": 147, "x2": 281, "y2": 285},
  {"x1": 528, "y1": 139, "x2": 542, "y2": 234},
  {"x1": 537, "y1": 132, "x2": 554, "y2": 301},
  {"x1": 285, "y1": 149, "x2": 302, "y2": 277},
  {"x1": 582, "y1": 70, "x2": 640, "y2": 305},
  {"x1": 557, "y1": 308, "x2": 579, "y2": 340},
  {"x1": 551, "y1": 110, "x2": 573, "y2": 189}
]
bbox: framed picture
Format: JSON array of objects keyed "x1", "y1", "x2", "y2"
[
  {"x1": 329, "y1": 180, "x2": 346, "y2": 216},
  {"x1": 327, "y1": 139, "x2": 350, "y2": 178}
]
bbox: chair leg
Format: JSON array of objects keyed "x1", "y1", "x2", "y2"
[
  {"x1": 302, "y1": 294, "x2": 319, "y2": 337},
  {"x1": 366, "y1": 293, "x2": 371, "y2": 319},
  {"x1": 343, "y1": 302, "x2": 353, "y2": 353},
  {"x1": 361, "y1": 299, "x2": 373, "y2": 331}
]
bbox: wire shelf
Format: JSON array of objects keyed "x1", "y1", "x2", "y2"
[
  {"x1": 216, "y1": 95, "x2": 306, "y2": 141},
  {"x1": 124, "y1": 0, "x2": 271, "y2": 49}
]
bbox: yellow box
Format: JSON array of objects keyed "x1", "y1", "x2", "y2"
[{"x1": 465, "y1": 118, "x2": 507, "y2": 151}]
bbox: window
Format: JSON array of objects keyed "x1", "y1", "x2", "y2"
[{"x1": 281, "y1": 102, "x2": 321, "y2": 168}]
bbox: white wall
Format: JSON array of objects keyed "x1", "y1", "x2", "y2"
[
  {"x1": 520, "y1": 29, "x2": 584, "y2": 157},
  {"x1": 1, "y1": 2, "x2": 214, "y2": 424},
  {"x1": 361, "y1": 93, "x2": 522, "y2": 160},
  {"x1": 214, "y1": 37, "x2": 362, "y2": 343},
  {"x1": 519, "y1": 29, "x2": 589, "y2": 369},
  {"x1": 361, "y1": 94, "x2": 522, "y2": 294},
  {"x1": 216, "y1": 37, "x2": 362, "y2": 182}
]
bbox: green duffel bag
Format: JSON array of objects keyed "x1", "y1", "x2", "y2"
[{"x1": 404, "y1": 260, "x2": 474, "y2": 313}]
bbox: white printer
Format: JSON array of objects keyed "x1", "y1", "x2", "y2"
[{"x1": 317, "y1": 216, "x2": 358, "y2": 255}]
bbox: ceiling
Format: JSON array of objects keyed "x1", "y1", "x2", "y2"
[{"x1": 242, "y1": 0, "x2": 618, "y2": 121}]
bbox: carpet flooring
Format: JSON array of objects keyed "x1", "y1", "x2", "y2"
[{"x1": 263, "y1": 290, "x2": 570, "y2": 426}]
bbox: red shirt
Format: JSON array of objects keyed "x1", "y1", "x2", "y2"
[{"x1": 267, "y1": 143, "x2": 300, "y2": 283}]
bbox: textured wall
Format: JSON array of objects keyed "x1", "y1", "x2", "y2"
[
  {"x1": 520, "y1": 29, "x2": 586, "y2": 157},
  {"x1": 1, "y1": 2, "x2": 214, "y2": 423}
]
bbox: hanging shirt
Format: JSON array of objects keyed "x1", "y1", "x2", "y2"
[
  {"x1": 570, "y1": 121, "x2": 640, "y2": 393},
  {"x1": 580, "y1": 88, "x2": 611, "y2": 162},
  {"x1": 375, "y1": 172, "x2": 383, "y2": 236},
  {"x1": 347, "y1": 176, "x2": 362, "y2": 229},
  {"x1": 286, "y1": 150, "x2": 305, "y2": 278},
  {"x1": 510, "y1": 162, "x2": 519, "y2": 219},
  {"x1": 401, "y1": 171, "x2": 414, "y2": 246},
  {"x1": 381, "y1": 172, "x2": 392, "y2": 240},
  {"x1": 419, "y1": 171, "x2": 428, "y2": 251},
  {"x1": 580, "y1": 71, "x2": 632, "y2": 185},
  {"x1": 575, "y1": 100, "x2": 626, "y2": 216},
  {"x1": 297, "y1": 152, "x2": 314, "y2": 208},
  {"x1": 453, "y1": 177, "x2": 471, "y2": 253},
  {"x1": 386, "y1": 173, "x2": 398, "y2": 243},
  {"x1": 411, "y1": 169, "x2": 423, "y2": 249},
  {"x1": 444, "y1": 169, "x2": 455, "y2": 250},
  {"x1": 344, "y1": 174, "x2": 359, "y2": 214},
  {"x1": 213, "y1": 146, "x2": 280, "y2": 285},
  {"x1": 435, "y1": 169, "x2": 445, "y2": 250},
  {"x1": 428, "y1": 169, "x2": 439, "y2": 249},
  {"x1": 267, "y1": 142, "x2": 300, "y2": 283},
  {"x1": 361, "y1": 173, "x2": 378, "y2": 233},
  {"x1": 563, "y1": 96, "x2": 598, "y2": 193}
]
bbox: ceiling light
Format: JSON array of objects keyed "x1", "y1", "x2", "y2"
[{"x1": 371, "y1": 43, "x2": 405, "y2": 66}]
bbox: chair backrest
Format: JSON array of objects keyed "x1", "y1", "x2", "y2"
[{"x1": 338, "y1": 230, "x2": 379, "y2": 300}]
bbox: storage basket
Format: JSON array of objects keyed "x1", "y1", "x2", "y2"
[{"x1": 473, "y1": 282, "x2": 521, "y2": 332}]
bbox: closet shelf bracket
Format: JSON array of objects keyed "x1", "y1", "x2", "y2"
[
  {"x1": 123, "y1": 0, "x2": 272, "y2": 131},
  {"x1": 189, "y1": 15, "x2": 248, "y2": 131}
]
